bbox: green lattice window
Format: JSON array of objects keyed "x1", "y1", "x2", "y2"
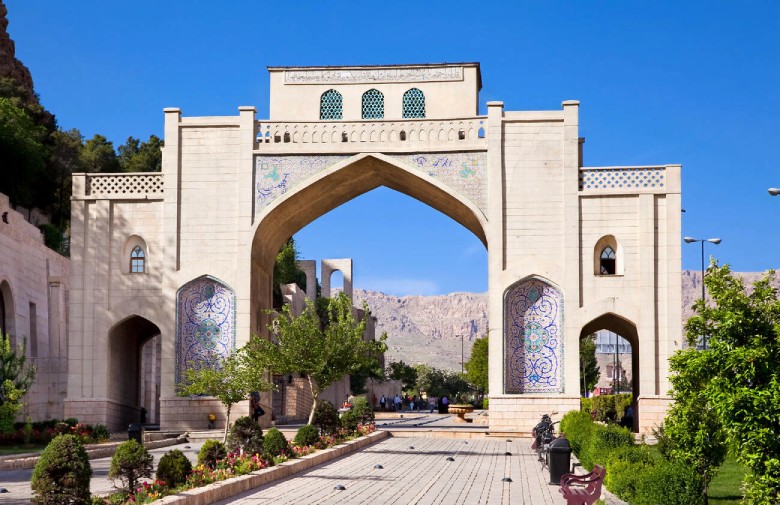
[
  {"x1": 320, "y1": 89, "x2": 343, "y2": 120},
  {"x1": 361, "y1": 89, "x2": 384, "y2": 119},
  {"x1": 403, "y1": 88, "x2": 425, "y2": 118}
]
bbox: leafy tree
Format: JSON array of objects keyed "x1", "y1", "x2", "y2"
[
  {"x1": 0, "y1": 97, "x2": 47, "y2": 209},
  {"x1": 0, "y1": 335, "x2": 36, "y2": 433},
  {"x1": 579, "y1": 333, "x2": 601, "y2": 396},
  {"x1": 465, "y1": 334, "x2": 489, "y2": 393},
  {"x1": 118, "y1": 135, "x2": 162, "y2": 172},
  {"x1": 249, "y1": 293, "x2": 386, "y2": 424},
  {"x1": 178, "y1": 347, "x2": 273, "y2": 443},
  {"x1": 386, "y1": 360, "x2": 418, "y2": 392},
  {"x1": 47, "y1": 128, "x2": 84, "y2": 228},
  {"x1": 676, "y1": 263, "x2": 780, "y2": 504},
  {"x1": 80, "y1": 134, "x2": 119, "y2": 173},
  {"x1": 272, "y1": 238, "x2": 308, "y2": 308},
  {"x1": 414, "y1": 364, "x2": 472, "y2": 400}
]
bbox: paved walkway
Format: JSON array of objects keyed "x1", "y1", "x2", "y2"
[{"x1": 215, "y1": 435, "x2": 567, "y2": 505}]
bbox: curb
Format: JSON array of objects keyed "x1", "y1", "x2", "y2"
[
  {"x1": 0, "y1": 436, "x2": 187, "y2": 471},
  {"x1": 152, "y1": 431, "x2": 388, "y2": 505}
]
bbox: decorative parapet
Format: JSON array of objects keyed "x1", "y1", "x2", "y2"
[
  {"x1": 579, "y1": 166, "x2": 680, "y2": 194},
  {"x1": 73, "y1": 173, "x2": 164, "y2": 200},
  {"x1": 255, "y1": 117, "x2": 487, "y2": 153}
]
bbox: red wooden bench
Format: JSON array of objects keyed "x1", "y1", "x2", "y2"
[{"x1": 559, "y1": 464, "x2": 606, "y2": 505}]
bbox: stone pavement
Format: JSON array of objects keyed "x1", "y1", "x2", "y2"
[{"x1": 215, "y1": 435, "x2": 568, "y2": 505}]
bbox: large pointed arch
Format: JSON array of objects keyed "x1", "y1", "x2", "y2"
[
  {"x1": 579, "y1": 312, "x2": 640, "y2": 399},
  {"x1": 249, "y1": 153, "x2": 489, "y2": 332}
]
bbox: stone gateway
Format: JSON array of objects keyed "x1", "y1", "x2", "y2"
[{"x1": 66, "y1": 63, "x2": 681, "y2": 433}]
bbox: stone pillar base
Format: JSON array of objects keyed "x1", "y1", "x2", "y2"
[
  {"x1": 160, "y1": 397, "x2": 251, "y2": 432},
  {"x1": 636, "y1": 395, "x2": 672, "y2": 434},
  {"x1": 488, "y1": 395, "x2": 581, "y2": 434},
  {"x1": 64, "y1": 398, "x2": 139, "y2": 432}
]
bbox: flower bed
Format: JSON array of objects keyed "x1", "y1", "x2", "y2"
[
  {"x1": 93, "y1": 423, "x2": 377, "y2": 505},
  {"x1": 0, "y1": 418, "x2": 109, "y2": 447}
]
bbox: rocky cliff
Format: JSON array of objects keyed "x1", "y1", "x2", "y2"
[
  {"x1": 356, "y1": 270, "x2": 779, "y2": 371},
  {"x1": 0, "y1": 0, "x2": 36, "y2": 104}
]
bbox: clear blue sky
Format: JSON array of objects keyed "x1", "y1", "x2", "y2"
[{"x1": 7, "y1": 1, "x2": 779, "y2": 295}]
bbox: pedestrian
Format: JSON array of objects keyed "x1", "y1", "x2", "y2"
[{"x1": 379, "y1": 395, "x2": 386, "y2": 411}]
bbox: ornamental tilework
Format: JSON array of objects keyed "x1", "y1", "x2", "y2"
[
  {"x1": 254, "y1": 152, "x2": 487, "y2": 215},
  {"x1": 389, "y1": 152, "x2": 487, "y2": 212},
  {"x1": 579, "y1": 167, "x2": 665, "y2": 190},
  {"x1": 504, "y1": 279, "x2": 564, "y2": 394},
  {"x1": 175, "y1": 277, "x2": 236, "y2": 386},
  {"x1": 255, "y1": 155, "x2": 350, "y2": 211}
]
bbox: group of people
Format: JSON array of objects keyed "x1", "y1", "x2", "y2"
[{"x1": 375, "y1": 393, "x2": 449, "y2": 413}]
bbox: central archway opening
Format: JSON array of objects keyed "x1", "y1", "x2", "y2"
[{"x1": 250, "y1": 154, "x2": 489, "y2": 421}]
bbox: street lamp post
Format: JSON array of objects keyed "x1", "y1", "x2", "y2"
[{"x1": 683, "y1": 236, "x2": 722, "y2": 349}]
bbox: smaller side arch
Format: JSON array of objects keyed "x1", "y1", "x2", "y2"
[{"x1": 0, "y1": 279, "x2": 16, "y2": 341}]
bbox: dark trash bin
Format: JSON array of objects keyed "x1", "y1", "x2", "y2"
[
  {"x1": 128, "y1": 423, "x2": 143, "y2": 444},
  {"x1": 548, "y1": 436, "x2": 572, "y2": 484}
]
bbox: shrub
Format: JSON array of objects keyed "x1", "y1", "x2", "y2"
[
  {"x1": 341, "y1": 397, "x2": 374, "y2": 431},
  {"x1": 263, "y1": 427, "x2": 289, "y2": 457},
  {"x1": 31, "y1": 434, "x2": 92, "y2": 505},
  {"x1": 605, "y1": 459, "x2": 650, "y2": 503},
  {"x1": 293, "y1": 424, "x2": 320, "y2": 447},
  {"x1": 580, "y1": 397, "x2": 593, "y2": 414},
  {"x1": 313, "y1": 401, "x2": 340, "y2": 435},
  {"x1": 198, "y1": 439, "x2": 227, "y2": 469},
  {"x1": 634, "y1": 459, "x2": 705, "y2": 505},
  {"x1": 560, "y1": 410, "x2": 594, "y2": 457},
  {"x1": 580, "y1": 424, "x2": 633, "y2": 470},
  {"x1": 92, "y1": 424, "x2": 110, "y2": 442},
  {"x1": 109, "y1": 439, "x2": 153, "y2": 492},
  {"x1": 482, "y1": 397, "x2": 489, "y2": 410},
  {"x1": 156, "y1": 449, "x2": 192, "y2": 488},
  {"x1": 227, "y1": 416, "x2": 264, "y2": 455}
]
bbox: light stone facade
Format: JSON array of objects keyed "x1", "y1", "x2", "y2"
[
  {"x1": 0, "y1": 194, "x2": 69, "y2": 421},
  {"x1": 67, "y1": 63, "x2": 681, "y2": 433}
]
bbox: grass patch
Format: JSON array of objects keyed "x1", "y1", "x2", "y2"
[
  {"x1": 709, "y1": 456, "x2": 746, "y2": 505},
  {"x1": 0, "y1": 444, "x2": 47, "y2": 456}
]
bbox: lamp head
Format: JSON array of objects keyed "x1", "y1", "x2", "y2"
[
  {"x1": 769, "y1": 188, "x2": 780, "y2": 196},
  {"x1": 683, "y1": 237, "x2": 698, "y2": 243},
  {"x1": 708, "y1": 238, "x2": 722, "y2": 245}
]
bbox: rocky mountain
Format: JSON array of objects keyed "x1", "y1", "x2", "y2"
[
  {"x1": 0, "y1": 0, "x2": 36, "y2": 104},
  {"x1": 356, "y1": 270, "x2": 780, "y2": 371}
]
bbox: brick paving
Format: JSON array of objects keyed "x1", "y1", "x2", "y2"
[{"x1": 215, "y1": 435, "x2": 567, "y2": 505}]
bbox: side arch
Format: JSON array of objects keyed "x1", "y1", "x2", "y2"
[
  {"x1": 503, "y1": 276, "x2": 564, "y2": 394},
  {"x1": 0, "y1": 279, "x2": 15, "y2": 341},
  {"x1": 579, "y1": 311, "x2": 640, "y2": 399}
]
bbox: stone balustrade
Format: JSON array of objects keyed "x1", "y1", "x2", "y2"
[
  {"x1": 255, "y1": 117, "x2": 487, "y2": 153},
  {"x1": 579, "y1": 165, "x2": 679, "y2": 194}
]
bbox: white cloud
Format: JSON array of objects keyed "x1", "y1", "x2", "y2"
[{"x1": 358, "y1": 278, "x2": 441, "y2": 296}]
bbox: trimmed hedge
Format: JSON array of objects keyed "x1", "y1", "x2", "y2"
[
  {"x1": 227, "y1": 416, "x2": 263, "y2": 456},
  {"x1": 156, "y1": 449, "x2": 192, "y2": 488},
  {"x1": 313, "y1": 401, "x2": 340, "y2": 435},
  {"x1": 31, "y1": 434, "x2": 92, "y2": 505},
  {"x1": 198, "y1": 439, "x2": 227, "y2": 469},
  {"x1": 293, "y1": 424, "x2": 320, "y2": 447},
  {"x1": 263, "y1": 427, "x2": 290, "y2": 457}
]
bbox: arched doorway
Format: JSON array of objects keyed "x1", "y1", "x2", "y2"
[
  {"x1": 580, "y1": 313, "x2": 639, "y2": 430},
  {"x1": 108, "y1": 315, "x2": 161, "y2": 431},
  {"x1": 249, "y1": 154, "x2": 488, "y2": 336},
  {"x1": 0, "y1": 280, "x2": 15, "y2": 343}
]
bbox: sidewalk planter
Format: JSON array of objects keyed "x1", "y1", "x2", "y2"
[{"x1": 150, "y1": 431, "x2": 388, "y2": 505}]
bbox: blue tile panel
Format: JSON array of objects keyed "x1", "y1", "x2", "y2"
[
  {"x1": 504, "y1": 278, "x2": 564, "y2": 394},
  {"x1": 175, "y1": 276, "x2": 236, "y2": 387}
]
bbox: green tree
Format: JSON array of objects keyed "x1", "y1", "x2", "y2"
[
  {"x1": 118, "y1": 135, "x2": 162, "y2": 172},
  {"x1": 465, "y1": 334, "x2": 489, "y2": 393},
  {"x1": 47, "y1": 128, "x2": 84, "y2": 228},
  {"x1": 579, "y1": 334, "x2": 601, "y2": 396},
  {"x1": 0, "y1": 335, "x2": 36, "y2": 433},
  {"x1": 272, "y1": 238, "x2": 308, "y2": 308},
  {"x1": 0, "y1": 97, "x2": 47, "y2": 209},
  {"x1": 80, "y1": 134, "x2": 119, "y2": 173},
  {"x1": 678, "y1": 263, "x2": 780, "y2": 504},
  {"x1": 249, "y1": 293, "x2": 386, "y2": 424},
  {"x1": 109, "y1": 439, "x2": 153, "y2": 492},
  {"x1": 178, "y1": 347, "x2": 273, "y2": 443},
  {"x1": 386, "y1": 360, "x2": 418, "y2": 392}
]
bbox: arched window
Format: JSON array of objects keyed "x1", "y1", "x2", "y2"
[
  {"x1": 402, "y1": 88, "x2": 425, "y2": 118},
  {"x1": 600, "y1": 246, "x2": 616, "y2": 275},
  {"x1": 130, "y1": 246, "x2": 145, "y2": 273},
  {"x1": 361, "y1": 89, "x2": 384, "y2": 119},
  {"x1": 320, "y1": 89, "x2": 343, "y2": 120}
]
